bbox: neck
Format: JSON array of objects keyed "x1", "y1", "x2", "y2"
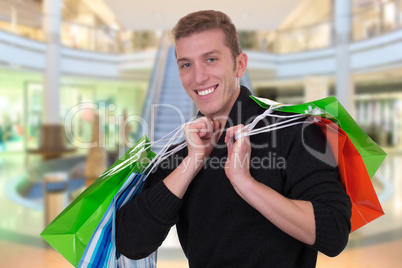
[{"x1": 209, "y1": 86, "x2": 241, "y2": 131}]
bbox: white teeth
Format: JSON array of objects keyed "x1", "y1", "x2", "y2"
[{"x1": 198, "y1": 87, "x2": 215, "y2": 96}]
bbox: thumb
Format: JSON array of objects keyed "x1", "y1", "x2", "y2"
[{"x1": 226, "y1": 135, "x2": 234, "y2": 157}]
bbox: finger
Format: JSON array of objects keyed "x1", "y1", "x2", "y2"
[
  {"x1": 203, "y1": 117, "x2": 214, "y2": 139},
  {"x1": 235, "y1": 128, "x2": 250, "y2": 140},
  {"x1": 226, "y1": 134, "x2": 234, "y2": 156},
  {"x1": 226, "y1": 125, "x2": 251, "y2": 155},
  {"x1": 233, "y1": 135, "x2": 247, "y2": 153},
  {"x1": 213, "y1": 119, "x2": 222, "y2": 132},
  {"x1": 184, "y1": 122, "x2": 204, "y2": 142},
  {"x1": 225, "y1": 124, "x2": 245, "y2": 143},
  {"x1": 193, "y1": 117, "x2": 214, "y2": 139},
  {"x1": 224, "y1": 126, "x2": 235, "y2": 143},
  {"x1": 235, "y1": 130, "x2": 250, "y2": 151},
  {"x1": 186, "y1": 121, "x2": 209, "y2": 138}
]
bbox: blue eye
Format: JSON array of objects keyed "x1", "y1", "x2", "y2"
[
  {"x1": 181, "y1": 63, "x2": 191, "y2": 69},
  {"x1": 207, "y1": 58, "x2": 216, "y2": 62}
]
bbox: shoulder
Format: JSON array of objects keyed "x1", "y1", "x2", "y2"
[
  {"x1": 277, "y1": 115, "x2": 337, "y2": 168},
  {"x1": 145, "y1": 141, "x2": 187, "y2": 188}
]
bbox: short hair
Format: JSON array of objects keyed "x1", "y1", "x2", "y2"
[{"x1": 172, "y1": 10, "x2": 242, "y2": 62}]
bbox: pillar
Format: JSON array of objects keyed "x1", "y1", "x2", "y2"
[
  {"x1": 43, "y1": 0, "x2": 61, "y2": 125},
  {"x1": 396, "y1": 0, "x2": 401, "y2": 29},
  {"x1": 31, "y1": 0, "x2": 71, "y2": 159},
  {"x1": 334, "y1": 0, "x2": 355, "y2": 118}
]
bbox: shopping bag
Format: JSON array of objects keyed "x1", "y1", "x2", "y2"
[
  {"x1": 250, "y1": 95, "x2": 387, "y2": 179},
  {"x1": 78, "y1": 173, "x2": 157, "y2": 268},
  {"x1": 40, "y1": 136, "x2": 155, "y2": 267},
  {"x1": 249, "y1": 96, "x2": 386, "y2": 231},
  {"x1": 310, "y1": 116, "x2": 384, "y2": 232}
]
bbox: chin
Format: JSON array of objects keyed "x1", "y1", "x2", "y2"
[{"x1": 201, "y1": 109, "x2": 219, "y2": 118}]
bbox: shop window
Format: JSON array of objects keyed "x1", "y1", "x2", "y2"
[{"x1": 0, "y1": 88, "x2": 25, "y2": 153}]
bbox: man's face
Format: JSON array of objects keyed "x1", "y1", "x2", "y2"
[{"x1": 175, "y1": 29, "x2": 247, "y2": 118}]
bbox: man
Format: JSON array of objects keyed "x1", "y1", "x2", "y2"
[{"x1": 116, "y1": 10, "x2": 351, "y2": 267}]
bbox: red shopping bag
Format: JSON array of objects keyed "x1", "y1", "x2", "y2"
[{"x1": 312, "y1": 117, "x2": 384, "y2": 232}]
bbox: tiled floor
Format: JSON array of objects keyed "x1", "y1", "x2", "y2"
[{"x1": 0, "y1": 152, "x2": 401, "y2": 267}]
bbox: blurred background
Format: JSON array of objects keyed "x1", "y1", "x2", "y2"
[{"x1": 0, "y1": 0, "x2": 401, "y2": 267}]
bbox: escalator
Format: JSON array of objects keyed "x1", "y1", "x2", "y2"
[{"x1": 151, "y1": 46, "x2": 194, "y2": 145}]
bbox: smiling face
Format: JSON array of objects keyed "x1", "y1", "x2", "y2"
[{"x1": 175, "y1": 29, "x2": 247, "y2": 119}]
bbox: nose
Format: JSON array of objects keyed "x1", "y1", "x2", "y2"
[{"x1": 193, "y1": 64, "x2": 208, "y2": 84}]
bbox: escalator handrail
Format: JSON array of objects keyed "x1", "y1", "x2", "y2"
[{"x1": 136, "y1": 31, "x2": 171, "y2": 140}]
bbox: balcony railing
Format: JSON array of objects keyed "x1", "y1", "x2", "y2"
[
  {"x1": 0, "y1": 0, "x2": 401, "y2": 55},
  {"x1": 271, "y1": 21, "x2": 333, "y2": 54},
  {"x1": 0, "y1": 0, "x2": 44, "y2": 41},
  {"x1": 352, "y1": 0, "x2": 402, "y2": 41},
  {"x1": 0, "y1": 0, "x2": 159, "y2": 54}
]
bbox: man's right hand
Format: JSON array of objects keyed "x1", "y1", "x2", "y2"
[
  {"x1": 184, "y1": 117, "x2": 221, "y2": 163},
  {"x1": 163, "y1": 117, "x2": 221, "y2": 199}
]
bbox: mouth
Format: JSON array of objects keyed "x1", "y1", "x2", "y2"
[{"x1": 195, "y1": 85, "x2": 218, "y2": 96}]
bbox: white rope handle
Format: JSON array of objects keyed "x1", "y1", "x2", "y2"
[
  {"x1": 109, "y1": 108, "x2": 313, "y2": 181},
  {"x1": 235, "y1": 109, "x2": 308, "y2": 140}
]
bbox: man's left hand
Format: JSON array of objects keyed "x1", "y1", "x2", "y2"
[{"x1": 224, "y1": 124, "x2": 253, "y2": 188}]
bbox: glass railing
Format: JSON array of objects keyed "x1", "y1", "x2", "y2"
[
  {"x1": 271, "y1": 21, "x2": 333, "y2": 54},
  {"x1": 242, "y1": 0, "x2": 401, "y2": 53},
  {"x1": 0, "y1": 0, "x2": 44, "y2": 41},
  {"x1": 61, "y1": 21, "x2": 122, "y2": 53},
  {"x1": 0, "y1": 0, "x2": 159, "y2": 53},
  {"x1": 0, "y1": 0, "x2": 401, "y2": 55},
  {"x1": 352, "y1": 0, "x2": 401, "y2": 41},
  {"x1": 60, "y1": 21, "x2": 160, "y2": 53},
  {"x1": 238, "y1": 21, "x2": 333, "y2": 54}
]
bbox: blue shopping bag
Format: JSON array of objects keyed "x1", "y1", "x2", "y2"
[{"x1": 78, "y1": 172, "x2": 157, "y2": 268}]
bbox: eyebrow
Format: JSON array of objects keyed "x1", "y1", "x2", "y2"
[{"x1": 176, "y1": 49, "x2": 222, "y2": 64}]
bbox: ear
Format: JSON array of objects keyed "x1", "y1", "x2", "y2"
[{"x1": 235, "y1": 52, "x2": 248, "y2": 78}]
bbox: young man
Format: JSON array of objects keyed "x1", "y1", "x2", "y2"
[{"x1": 116, "y1": 10, "x2": 351, "y2": 267}]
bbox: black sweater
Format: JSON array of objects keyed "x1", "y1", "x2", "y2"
[{"x1": 116, "y1": 87, "x2": 352, "y2": 267}]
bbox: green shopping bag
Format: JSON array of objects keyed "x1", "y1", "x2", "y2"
[{"x1": 40, "y1": 136, "x2": 155, "y2": 267}]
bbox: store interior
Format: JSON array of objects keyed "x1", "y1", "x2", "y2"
[{"x1": 0, "y1": 0, "x2": 401, "y2": 267}]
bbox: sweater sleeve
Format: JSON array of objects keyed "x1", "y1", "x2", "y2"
[
  {"x1": 282, "y1": 118, "x2": 352, "y2": 257},
  {"x1": 115, "y1": 154, "x2": 183, "y2": 260}
]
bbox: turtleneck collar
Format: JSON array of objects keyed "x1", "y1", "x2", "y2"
[
  {"x1": 197, "y1": 85, "x2": 260, "y2": 130},
  {"x1": 224, "y1": 86, "x2": 261, "y2": 129},
  {"x1": 198, "y1": 85, "x2": 262, "y2": 158}
]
